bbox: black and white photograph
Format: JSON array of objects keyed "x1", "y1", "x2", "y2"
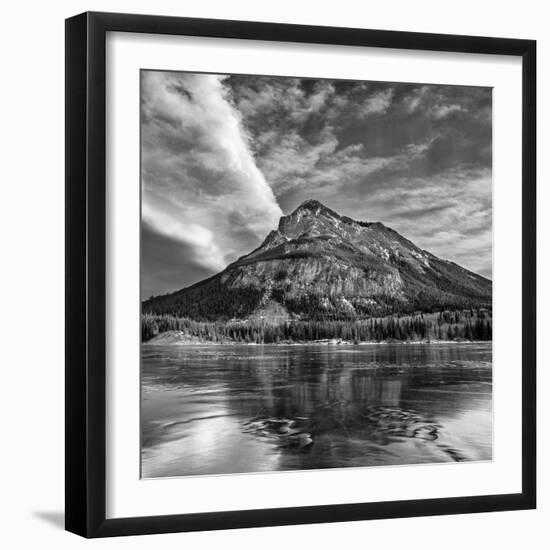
[
  {"x1": 140, "y1": 70, "x2": 493, "y2": 478},
  {"x1": 0, "y1": 1, "x2": 542, "y2": 545}
]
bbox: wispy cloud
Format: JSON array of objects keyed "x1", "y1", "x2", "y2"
[{"x1": 141, "y1": 71, "x2": 283, "y2": 296}]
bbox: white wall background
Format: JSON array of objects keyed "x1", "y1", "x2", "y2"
[{"x1": 0, "y1": 1, "x2": 546, "y2": 548}]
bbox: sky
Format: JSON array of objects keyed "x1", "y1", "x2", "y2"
[{"x1": 141, "y1": 70, "x2": 492, "y2": 299}]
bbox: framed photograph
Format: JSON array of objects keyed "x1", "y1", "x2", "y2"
[{"x1": 65, "y1": 11, "x2": 536, "y2": 538}]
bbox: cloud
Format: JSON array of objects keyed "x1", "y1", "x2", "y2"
[
  {"x1": 141, "y1": 71, "x2": 283, "y2": 295},
  {"x1": 358, "y1": 88, "x2": 394, "y2": 116},
  {"x1": 401, "y1": 84, "x2": 491, "y2": 123},
  {"x1": 431, "y1": 104, "x2": 464, "y2": 119},
  {"x1": 141, "y1": 222, "x2": 215, "y2": 299},
  {"x1": 142, "y1": 200, "x2": 224, "y2": 272},
  {"x1": 403, "y1": 85, "x2": 429, "y2": 114},
  {"x1": 227, "y1": 78, "x2": 403, "y2": 212}
]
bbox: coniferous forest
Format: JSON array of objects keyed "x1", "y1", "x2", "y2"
[{"x1": 141, "y1": 308, "x2": 492, "y2": 344}]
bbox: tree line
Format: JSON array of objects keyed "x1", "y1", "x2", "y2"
[{"x1": 142, "y1": 309, "x2": 492, "y2": 344}]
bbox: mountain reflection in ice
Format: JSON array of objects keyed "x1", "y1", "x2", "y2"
[{"x1": 141, "y1": 343, "x2": 492, "y2": 478}]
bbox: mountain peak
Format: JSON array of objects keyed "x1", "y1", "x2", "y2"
[
  {"x1": 292, "y1": 199, "x2": 336, "y2": 217},
  {"x1": 278, "y1": 199, "x2": 342, "y2": 235},
  {"x1": 295, "y1": 198, "x2": 326, "y2": 211},
  {"x1": 289, "y1": 200, "x2": 378, "y2": 231}
]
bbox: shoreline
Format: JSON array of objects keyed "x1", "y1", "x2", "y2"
[{"x1": 143, "y1": 331, "x2": 491, "y2": 347}]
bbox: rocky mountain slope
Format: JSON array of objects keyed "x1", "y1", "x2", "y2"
[{"x1": 143, "y1": 199, "x2": 491, "y2": 321}]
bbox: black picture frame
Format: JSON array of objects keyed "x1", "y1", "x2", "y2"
[{"x1": 65, "y1": 11, "x2": 536, "y2": 538}]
